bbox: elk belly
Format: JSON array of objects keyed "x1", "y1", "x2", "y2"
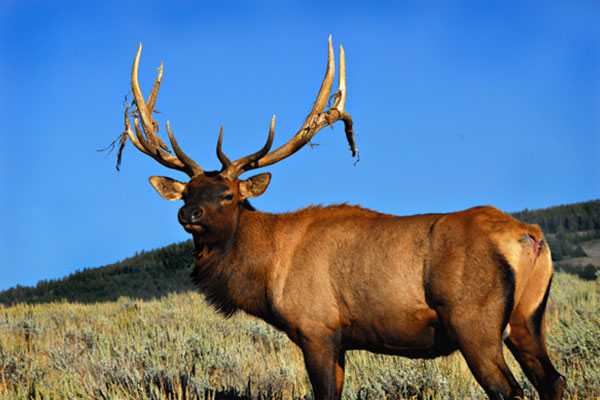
[{"x1": 342, "y1": 302, "x2": 456, "y2": 358}]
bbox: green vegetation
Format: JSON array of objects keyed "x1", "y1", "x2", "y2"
[
  {"x1": 0, "y1": 272, "x2": 597, "y2": 399},
  {"x1": 512, "y1": 199, "x2": 600, "y2": 234},
  {"x1": 0, "y1": 241, "x2": 196, "y2": 306},
  {"x1": 513, "y1": 199, "x2": 600, "y2": 263}
]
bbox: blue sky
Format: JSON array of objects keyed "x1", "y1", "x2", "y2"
[{"x1": 0, "y1": 1, "x2": 598, "y2": 291}]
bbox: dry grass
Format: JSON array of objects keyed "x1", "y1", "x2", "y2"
[{"x1": 0, "y1": 272, "x2": 598, "y2": 399}]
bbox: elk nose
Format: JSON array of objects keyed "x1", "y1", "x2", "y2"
[
  {"x1": 179, "y1": 206, "x2": 203, "y2": 224},
  {"x1": 190, "y1": 207, "x2": 203, "y2": 223}
]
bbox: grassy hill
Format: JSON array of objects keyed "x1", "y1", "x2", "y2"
[
  {"x1": 0, "y1": 200, "x2": 598, "y2": 306},
  {"x1": 0, "y1": 272, "x2": 597, "y2": 399}
]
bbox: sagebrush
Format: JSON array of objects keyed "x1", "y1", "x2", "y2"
[{"x1": 0, "y1": 272, "x2": 597, "y2": 399}]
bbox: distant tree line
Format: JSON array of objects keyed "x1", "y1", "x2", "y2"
[
  {"x1": 512, "y1": 199, "x2": 600, "y2": 234},
  {"x1": 0, "y1": 241, "x2": 196, "y2": 306},
  {"x1": 512, "y1": 199, "x2": 600, "y2": 263},
  {"x1": 0, "y1": 200, "x2": 598, "y2": 306},
  {"x1": 557, "y1": 263, "x2": 599, "y2": 281}
]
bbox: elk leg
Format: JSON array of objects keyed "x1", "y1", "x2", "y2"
[
  {"x1": 440, "y1": 308, "x2": 524, "y2": 399},
  {"x1": 299, "y1": 333, "x2": 345, "y2": 400},
  {"x1": 460, "y1": 341, "x2": 523, "y2": 399},
  {"x1": 505, "y1": 332, "x2": 565, "y2": 400},
  {"x1": 506, "y1": 308, "x2": 566, "y2": 398}
]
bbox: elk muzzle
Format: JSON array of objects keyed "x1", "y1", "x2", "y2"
[{"x1": 178, "y1": 206, "x2": 204, "y2": 227}]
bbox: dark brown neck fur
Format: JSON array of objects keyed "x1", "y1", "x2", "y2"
[{"x1": 190, "y1": 205, "x2": 273, "y2": 318}]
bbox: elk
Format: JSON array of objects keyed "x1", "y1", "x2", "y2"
[{"x1": 116, "y1": 38, "x2": 566, "y2": 400}]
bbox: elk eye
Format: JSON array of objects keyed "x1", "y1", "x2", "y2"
[{"x1": 222, "y1": 193, "x2": 234, "y2": 201}]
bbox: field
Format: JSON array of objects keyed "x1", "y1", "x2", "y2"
[{"x1": 1, "y1": 272, "x2": 598, "y2": 399}]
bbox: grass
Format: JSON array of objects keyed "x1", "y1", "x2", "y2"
[{"x1": 0, "y1": 272, "x2": 598, "y2": 399}]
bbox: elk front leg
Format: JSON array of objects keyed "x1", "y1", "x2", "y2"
[{"x1": 299, "y1": 331, "x2": 345, "y2": 400}]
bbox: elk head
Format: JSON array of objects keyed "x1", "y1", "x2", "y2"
[{"x1": 121, "y1": 38, "x2": 355, "y2": 244}]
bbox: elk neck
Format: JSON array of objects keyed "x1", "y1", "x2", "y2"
[{"x1": 190, "y1": 204, "x2": 276, "y2": 320}]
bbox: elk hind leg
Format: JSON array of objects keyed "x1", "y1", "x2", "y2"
[
  {"x1": 433, "y1": 265, "x2": 523, "y2": 397},
  {"x1": 449, "y1": 316, "x2": 524, "y2": 400},
  {"x1": 506, "y1": 278, "x2": 566, "y2": 400}
]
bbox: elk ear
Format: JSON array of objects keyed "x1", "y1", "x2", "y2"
[
  {"x1": 149, "y1": 176, "x2": 186, "y2": 201},
  {"x1": 239, "y1": 173, "x2": 271, "y2": 199}
]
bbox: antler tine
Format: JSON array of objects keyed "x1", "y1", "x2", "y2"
[
  {"x1": 132, "y1": 111, "x2": 158, "y2": 155},
  {"x1": 147, "y1": 61, "x2": 163, "y2": 113},
  {"x1": 332, "y1": 44, "x2": 346, "y2": 111},
  {"x1": 127, "y1": 43, "x2": 205, "y2": 177},
  {"x1": 220, "y1": 116, "x2": 276, "y2": 180},
  {"x1": 131, "y1": 43, "x2": 161, "y2": 149},
  {"x1": 131, "y1": 110, "x2": 190, "y2": 172},
  {"x1": 216, "y1": 126, "x2": 233, "y2": 170},
  {"x1": 330, "y1": 43, "x2": 356, "y2": 157},
  {"x1": 167, "y1": 121, "x2": 204, "y2": 176},
  {"x1": 146, "y1": 61, "x2": 171, "y2": 153},
  {"x1": 305, "y1": 36, "x2": 336, "y2": 127},
  {"x1": 124, "y1": 103, "x2": 151, "y2": 156}
]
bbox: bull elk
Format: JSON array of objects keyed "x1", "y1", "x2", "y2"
[{"x1": 115, "y1": 38, "x2": 566, "y2": 400}]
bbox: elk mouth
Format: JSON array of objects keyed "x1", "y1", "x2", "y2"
[
  {"x1": 179, "y1": 214, "x2": 204, "y2": 233},
  {"x1": 181, "y1": 222, "x2": 204, "y2": 234}
]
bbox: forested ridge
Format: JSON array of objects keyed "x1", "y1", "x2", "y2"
[
  {"x1": 512, "y1": 199, "x2": 600, "y2": 264},
  {"x1": 512, "y1": 199, "x2": 600, "y2": 234},
  {"x1": 0, "y1": 241, "x2": 197, "y2": 305},
  {"x1": 1, "y1": 200, "x2": 598, "y2": 305}
]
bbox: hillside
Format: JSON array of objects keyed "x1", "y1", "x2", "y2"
[
  {"x1": 0, "y1": 200, "x2": 598, "y2": 306},
  {"x1": 512, "y1": 199, "x2": 600, "y2": 279},
  {"x1": 0, "y1": 241, "x2": 197, "y2": 305},
  {"x1": 1, "y1": 273, "x2": 598, "y2": 399}
]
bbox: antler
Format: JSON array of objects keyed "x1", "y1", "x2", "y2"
[
  {"x1": 124, "y1": 43, "x2": 204, "y2": 177},
  {"x1": 122, "y1": 38, "x2": 355, "y2": 181},
  {"x1": 217, "y1": 36, "x2": 355, "y2": 180}
]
